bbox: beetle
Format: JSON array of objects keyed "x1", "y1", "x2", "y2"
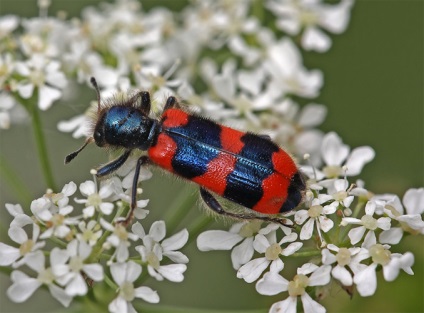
[{"x1": 65, "y1": 77, "x2": 306, "y2": 225}]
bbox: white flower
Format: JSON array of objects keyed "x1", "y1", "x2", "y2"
[
  {"x1": 51, "y1": 239, "x2": 104, "y2": 296},
  {"x1": 197, "y1": 220, "x2": 264, "y2": 269},
  {"x1": 268, "y1": 0, "x2": 354, "y2": 52},
  {"x1": 237, "y1": 231, "x2": 302, "y2": 283},
  {"x1": 341, "y1": 201, "x2": 391, "y2": 247},
  {"x1": 318, "y1": 178, "x2": 355, "y2": 209},
  {"x1": 63, "y1": 39, "x2": 120, "y2": 86},
  {"x1": 133, "y1": 221, "x2": 188, "y2": 282},
  {"x1": 295, "y1": 196, "x2": 336, "y2": 241},
  {"x1": 303, "y1": 132, "x2": 375, "y2": 180},
  {"x1": 0, "y1": 213, "x2": 45, "y2": 268},
  {"x1": 109, "y1": 261, "x2": 159, "y2": 313},
  {"x1": 134, "y1": 62, "x2": 183, "y2": 101},
  {"x1": 321, "y1": 244, "x2": 366, "y2": 286},
  {"x1": 76, "y1": 220, "x2": 103, "y2": 246},
  {"x1": 0, "y1": 53, "x2": 15, "y2": 88},
  {"x1": 44, "y1": 181, "x2": 77, "y2": 209},
  {"x1": 256, "y1": 263, "x2": 331, "y2": 313},
  {"x1": 7, "y1": 251, "x2": 72, "y2": 307},
  {"x1": 57, "y1": 114, "x2": 91, "y2": 139},
  {"x1": 403, "y1": 188, "x2": 424, "y2": 215},
  {"x1": 30, "y1": 196, "x2": 78, "y2": 239},
  {"x1": 0, "y1": 92, "x2": 16, "y2": 129},
  {"x1": 76, "y1": 180, "x2": 115, "y2": 218},
  {"x1": 0, "y1": 15, "x2": 19, "y2": 39},
  {"x1": 14, "y1": 54, "x2": 67, "y2": 110},
  {"x1": 292, "y1": 102, "x2": 327, "y2": 164},
  {"x1": 353, "y1": 244, "x2": 414, "y2": 297},
  {"x1": 100, "y1": 218, "x2": 138, "y2": 263},
  {"x1": 264, "y1": 38, "x2": 323, "y2": 99},
  {"x1": 20, "y1": 17, "x2": 69, "y2": 58},
  {"x1": 373, "y1": 192, "x2": 424, "y2": 243}
]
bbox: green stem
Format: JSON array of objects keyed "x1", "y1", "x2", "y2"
[
  {"x1": 0, "y1": 154, "x2": 33, "y2": 206},
  {"x1": 186, "y1": 214, "x2": 214, "y2": 246},
  {"x1": 288, "y1": 248, "x2": 322, "y2": 258},
  {"x1": 252, "y1": 0, "x2": 265, "y2": 23},
  {"x1": 29, "y1": 99, "x2": 56, "y2": 190},
  {"x1": 164, "y1": 186, "x2": 198, "y2": 234}
]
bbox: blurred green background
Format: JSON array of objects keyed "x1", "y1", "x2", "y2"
[{"x1": 0, "y1": 0, "x2": 423, "y2": 312}]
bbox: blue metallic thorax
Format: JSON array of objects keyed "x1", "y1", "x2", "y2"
[{"x1": 99, "y1": 106, "x2": 156, "y2": 150}]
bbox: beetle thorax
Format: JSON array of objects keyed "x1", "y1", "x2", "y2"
[{"x1": 94, "y1": 105, "x2": 157, "y2": 150}]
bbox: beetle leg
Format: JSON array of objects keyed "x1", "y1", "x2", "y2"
[
  {"x1": 258, "y1": 134, "x2": 271, "y2": 141},
  {"x1": 163, "y1": 96, "x2": 179, "y2": 111},
  {"x1": 130, "y1": 91, "x2": 151, "y2": 115},
  {"x1": 199, "y1": 188, "x2": 292, "y2": 227},
  {"x1": 121, "y1": 155, "x2": 150, "y2": 226},
  {"x1": 96, "y1": 150, "x2": 132, "y2": 177}
]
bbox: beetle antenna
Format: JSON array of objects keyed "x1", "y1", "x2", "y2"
[
  {"x1": 65, "y1": 137, "x2": 94, "y2": 164},
  {"x1": 90, "y1": 77, "x2": 101, "y2": 114}
]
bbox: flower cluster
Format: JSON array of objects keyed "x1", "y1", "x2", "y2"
[
  {"x1": 198, "y1": 133, "x2": 423, "y2": 311},
  {"x1": 1, "y1": 0, "x2": 423, "y2": 313},
  {"x1": 1, "y1": 176, "x2": 189, "y2": 311}
]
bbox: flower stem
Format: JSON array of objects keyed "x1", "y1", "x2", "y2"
[
  {"x1": 187, "y1": 214, "x2": 214, "y2": 246},
  {"x1": 29, "y1": 99, "x2": 57, "y2": 190},
  {"x1": 164, "y1": 186, "x2": 198, "y2": 234},
  {"x1": 288, "y1": 248, "x2": 322, "y2": 258},
  {"x1": 0, "y1": 154, "x2": 33, "y2": 205}
]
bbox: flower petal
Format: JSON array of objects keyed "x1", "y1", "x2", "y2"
[
  {"x1": 83, "y1": 264, "x2": 104, "y2": 281},
  {"x1": 125, "y1": 261, "x2": 142, "y2": 283},
  {"x1": 297, "y1": 103, "x2": 327, "y2": 128},
  {"x1": 197, "y1": 230, "x2": 242, "y2": 251},
  {"x1": 379, "y1": 228, "x2": 403, "y2": 245},
  {"x1": 231, "y1": 237, "x2": 254, "y2": 269},
  {"x1": 403, "y1": 188, "x2": 424, "y2": 214},
  {"x1": 308, "y1": 265, "x2": 331, "y2": 286},
  {"x1": 134, "y1": 286, "x2": 160, "y2": 303},
  {"x1": 348, "y1": 226, "x2": 366, "y2": 245},
  {"x1": 345, "y1": 146, "x2": 375, "y2": 176},
  {"x1": 302, "y1": 27, "x2": 331, "y2": 52},
  {"x1": 7, "y1": 273, "x2": 41, "y2": 302},
  {"x1": 163, "y1": 251, "x2": 189, "y2": 264},
  {"x1": 110, "y1": 263, "x2": 126, "y2": 286},
  {"x1": 300, "y1": 218, "x2": 314, "y2": 240},
  {"x1": 149, "y1": 221, "x2": 166, "y2": 242},
  {"x1": 321, "y1": 132, "x2": 349, "y2": 166},
  {"x1": 270, "y1": 297, "x2": 297, "y2": 313},
  {"x1": 38, "y1": 85, "x2": 61, "y2": 110},
  {"x1": 354, "y1": 264, "x2": 377, "y2": 296},
  {"x1": 256, "y1": 271, "x2": 289, "y2": 296},
  {"x1": 8, "y1": 226, "x2": 28, "y2": 244},
  {"x1": 301, "y1": 292, "x2": 327, "y2": 313},
  {"x1": 237, "y1": 257, "x2": 269, "y2": 283},
  {"x1": 332, "y1": 265, "x2": 353, "y2": 286},
  {"x1": 109, "y1": 296, "x2": 128, "y2": 313},
  {"x1": 65, "y1": 274, "x2": 87, "y2": 296},
  {"x1": 162, "y1": 228, "x2": 189, "y2": 252},
  {"x1": 157, "y1": 264, "x2": 187, "y2": 282},
  {"x1": 0, "y1": 243, "x2": 20, "y2": 265}
]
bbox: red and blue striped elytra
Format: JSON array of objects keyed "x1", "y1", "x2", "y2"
[{"x1": 65, "y1": 77, "x2": 306, "y2": 225}]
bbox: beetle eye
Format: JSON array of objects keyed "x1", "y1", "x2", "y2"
[{"x1": 94, "y1": 130, "x2": 102, "y2": 143}]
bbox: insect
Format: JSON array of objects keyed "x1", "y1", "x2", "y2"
[{"x1": 65, "y1": 77, "x2": 306, "y2": 225}]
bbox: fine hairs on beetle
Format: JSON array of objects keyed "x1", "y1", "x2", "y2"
[{"x1": 65, "y1": 77, "x2": 306, "y2": 226}]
